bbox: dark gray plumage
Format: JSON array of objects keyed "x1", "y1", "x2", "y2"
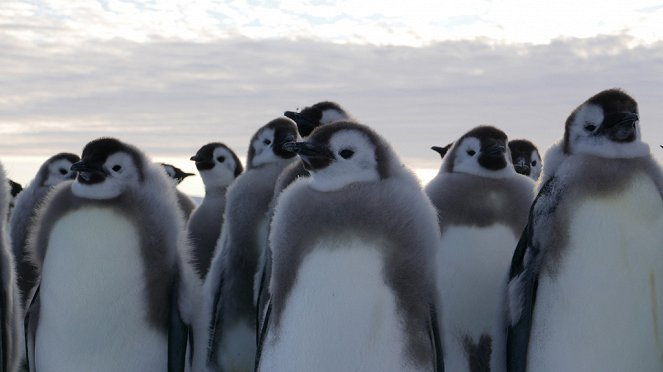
[
  {"x1": 196, "y1": 118, "x2": 298, "y2": 372},
  {"x1": 0, "y1": 162, "x2": 23, "y2": 372},
  {"x1": 9, "y1": 152, "x2": 79, "y2": 307},
  {"x1": 256, "y1": 121, "x2": 443, "y2": 371},
  {"x1": 187, "y1": 143, "x2": 243, "y2": 280}
]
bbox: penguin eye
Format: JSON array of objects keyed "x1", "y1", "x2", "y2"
[
  {"x1": 531, "y1": 160, "x2": 537, "y2": 166},
  {"x1": 216, "y1": 156, "x2": 225, "y2": 163},
  {"x1": 112, "y1": 165, "x2": 122, "y2": 172},
  {"x1": 59, "y1": 168, "x2": 67, "y2": 175},
  {"x1": 339, "y1": 149, "x2": 354, "y2": 159},
  {"x1": 263, "y1": 139, "x2": 271, "y2": 145},
  {"x1": 467, "y1": 150, "x2": 476, "y2": 156},
  {"x1": 584, "y1": 122, "x2": 597, "y2": 132}
]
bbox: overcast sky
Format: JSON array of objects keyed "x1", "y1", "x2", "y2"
[{"x1": 2, "y1": 1, "x2": 663, "y2": 195}]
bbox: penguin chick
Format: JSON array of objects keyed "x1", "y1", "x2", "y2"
[
  {"x1": 256, "y1": 121, "x2": 444, "y2": 371},
  {"x1": 425, "y1": 125, "x2": 534, "y2": 372},
  {"x1": 507, "y1": 89, "x2": 663, "y2": 371},
  {"x1": 195, "y1": 118, "x2": 298, "y2": 372},
  {"x1": 159, "y1": 163, "x2": 196, "y2": 220},
  {"x1": 508, "y1": 139, "x2": 542, "y2": 181},
  {"x1": 255, "y1": 101, "x2": 352, "y2": 334},
  {"x1": 9, "y1": 152, "x2": 79, "y2": 307},
  {"x1": 24, "y1": 138, "x2": 192, "y2": 372},
  {"x1": 0, "y1": 162, "x2": 24, "y2": 372},
  {"x1": 187, "y1": 142, "x2": 243, "y2": 280}
]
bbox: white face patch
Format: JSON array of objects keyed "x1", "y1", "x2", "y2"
[
  {"x1": 567, "y1": 103, "x2": 649, "y2": 158},
  {"x1": 250, "y1": 128, "x2": 281, "y2": 168},
  {"x1": 530, "y1": 150, "x2": 542, "y2": 181},
  {"x1": 451, "y1": 137, "x2": 516, "y2": 179},
  {"x1": 308, "y1": 129, "x2": 380, "y2": 192},
  {"x1": 43, "y1": 158, "x2": 77, "y2": 186},
  {"x1": 200, "y1": 147, "x2": 237, "y2": 189},
  {"x1": 319, "y1": 109, "x2": 347, "y2": 125},
  {"x1": 72, "y1": 152, "x2": 141, "y2": 200}
]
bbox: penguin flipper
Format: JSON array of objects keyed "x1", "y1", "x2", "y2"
[
  {"x1": 168, "y1": 281, "x2": 188, "y2": 372},
  {"x1": 24, "y1": 284, "x2": 40, "y2": 372},
  {"x1": 428, "y1": 303, "x2": 444, "y2": 372},
  {"x1": 254, "y1": 298, "x2": 271, "y2": 372},
  {"x1": 505, "y1": 227, "x2": 538, "y2": 372},
  {"x1": 206, "y1": 273, "x2": 225, "y2": 366}
]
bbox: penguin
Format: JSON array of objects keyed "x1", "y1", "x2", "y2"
[
  {"x1": 508, "y1": 139, "x2": 542, "y2": 181},
  {"x1": 254, "y1": 101, "x2": 352, "y2": 337},
  {"x1": 0, "y1": 162, "x2": 24, "y2": 372},
  {"x1": 256, "y1": 121, "x2": 444, "y2": 371},
  {"x1": 506, "y1": 89, "x2": 663, "y2": 371},
  {"x1": 160, "y1": 163, "x2": 196, "y2": 220},
  {"x1": 187, "y1": 143, "x2": 243, "y2": 280},
  {"x1": 424, "y1": 126, "x2": 534, "y2": 372},
  {"x1": 24, "y1": 138, "x2": 191, "y2": 372},
  {"x1": 9, "y1": 152, "x2": 79, "y2": 306},
  {"x1": 194, "y1": 118, "x2": 298, "y2": 372}
]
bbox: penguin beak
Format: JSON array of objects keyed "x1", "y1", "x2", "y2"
[
  {"x1": 513, "y1": 158, "x2": 531, "y2": 175},
  {"x1": 431, "y1": 144, "x2": 452, "y2": 159},
  {"x1": 177, "y1": 172, "x2": 195, "y2": 184},
  {"x1": 285, "y1": 141, "x2": 335, "y2": 170},
  {"x1": 599, "y1": 112, "x2": 638, "y2": 142},
  {"x1": 190, "y1": 155, "x2": 214, "y2": 171},
  {"x1": 284, "y1": 111, "x2": 319, "y2": 137},
  {"x1": 71, "y1": 160, "x2": 109, "y2": 183},
  {"x1": 478, "y1": 144, "x2": 507, "y2": 170}
]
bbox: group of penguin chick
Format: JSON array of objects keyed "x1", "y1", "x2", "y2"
[{"x1": 0, "y1": 88, "x2": 661, "y2": 372}]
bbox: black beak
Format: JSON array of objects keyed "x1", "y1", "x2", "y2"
[
  {"x1": 284, "y1": 111, "x2": 319, "y2": 137},
  {"x1": 190, "y1": 155, "x2": 214, "y2": 171},
  {"x1": 190, "y1": 155, "x2": 200, "y2": 162},
  {"x1": 71, "y1": 160, "x2": 109, "y2": 183},
  {"x1": 284, "y1": 142, "x2": 334, "y2": 158},
  {"x1": 513, "y1": 158, "x2": 530, "y2": 175},
  {"x1": 431, "y1": 144, "x2": 452, "y2": 159},
  {"x1": 600, "y1": 112, "x2": 638, "y2": 142},
  {"x1": 478, "y1": 144, "x2": 507, "y2": 170}
]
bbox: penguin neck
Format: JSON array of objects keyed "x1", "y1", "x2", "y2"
[{"x1": 204, "y1": 184, "x2": 229, "y2": 197}]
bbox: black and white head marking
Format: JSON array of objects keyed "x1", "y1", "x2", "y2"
[
  {"x1": 284, "y1": 101, "x2": 350, "y2": 138},
  {"x1": 508, "y1": 139, "x2": 542, "y2": 180},
  {"x1": 247, "y1": 118, "x2": 298, "y2": 168},
  {"x1": 190, "y1": 142, "x2": 243, "y2": 188},
  {"x1": 285, "y1": 121, "x2": 393, "y2": 192},
  {"x1": 563, "y1": 88, "x2": 648, "y2": 158},
  {"x1": 442, "y1": 125, "x2": 515, "y2": 179},
  {"x1": 71, "y1": 138, "x2": 145, "y2": 200},
  {"x1": 160, "y1": 163, "x2": 194, "y2": 185},
  {"x1": 40, "y1": 153, "x2": 80, "y2": 187}
]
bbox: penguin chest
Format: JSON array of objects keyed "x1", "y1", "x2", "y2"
[
  {"x1": 529, "y1": 174, "x2": 663, "y2": 371},
  {"x1": 436, "y1": 224, "x2": 517, "y2": 372},
  {"x1": 260, "y1": 238, "x2": 422, "y2": 372},
  {"x1": 36, "y1": 207, "x2": 166, "y2": 372}
]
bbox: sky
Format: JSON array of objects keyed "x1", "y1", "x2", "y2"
[{"x1": 2, "y1": 0, "x2": 663, "y2": 196}]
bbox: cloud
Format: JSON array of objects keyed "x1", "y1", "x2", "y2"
[{"x1": 2, "y1": 32, "x2": 663, "y2": 174}]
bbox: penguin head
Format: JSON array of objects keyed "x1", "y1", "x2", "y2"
[
  {"x1": 190, "y1": 142, "x2": 243, "y2": 188},
  {"x1": 284, "y1": 121, "x2": 395, "y2": 192},
  {"x1": 508, "y1": 139, "x2": 542, "y2": 180},
  {"x1": 563, "y1": 89, "x2": 646, "y2": 158},
  {"x1": 247, "y1": 118, "x2": 298, "y2": 169},
  {"x1": 71, "y1": 138, "x2": 145, "y2": 200},
  {"x1": 160, "y1": 163, "x2": 194, "y2": 185},
  {"x1": 444, "y1": 125, "x2": 516, "y2": 179},
  {"x1": 40, "y1": 153, "x2": 81, "y2": 187},
  {"x1": 284, "y1": 101, "x2": 350, "y2": 138},
  {"x1": 8, "y1": 179, "x2": 22, "y2": 198}
]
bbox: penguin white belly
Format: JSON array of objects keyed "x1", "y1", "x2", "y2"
[
  {"x1": 259, "y1": 237, "x2": 423, "y2": 372},
  {"x1": 436, "y1": 224, "x2": 516, "y2": 372},
  {"x1": 35, "y1": 208, "x2": 167, "y2": 372},
  {"x1": 528, "y1": 174, "x2": 663, "y2": 371}
]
